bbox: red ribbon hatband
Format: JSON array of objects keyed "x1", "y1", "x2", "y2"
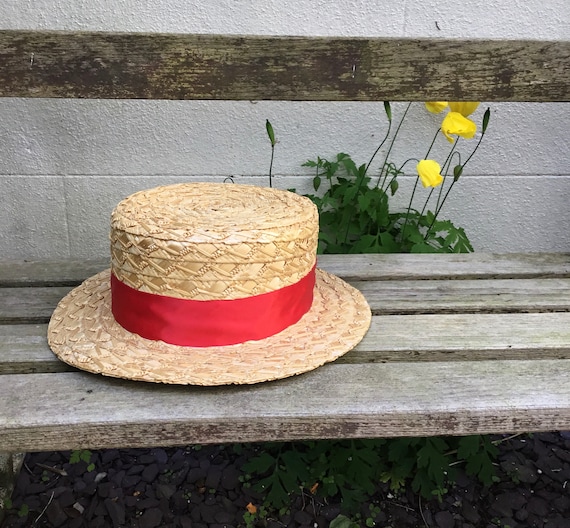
[{"x1": 110, "y1": 266, "x2": 316, "y2": 347}]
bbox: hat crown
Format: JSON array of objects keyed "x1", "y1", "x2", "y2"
[{"x1": 110, "y1": 183, "x2": 318, "y2": 300}]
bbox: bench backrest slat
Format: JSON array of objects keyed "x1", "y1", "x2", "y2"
[{"x1": 0, "y1": 30, "x2": 568, "y2": 101}]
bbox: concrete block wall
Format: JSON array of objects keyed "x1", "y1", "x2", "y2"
[{"x1": 1, "y1": 0, "x2": 569, "y2": 259}]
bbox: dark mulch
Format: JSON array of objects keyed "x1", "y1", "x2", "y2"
[{"x1": 3, "y1": 432, "x2": 570, "y2": 528}]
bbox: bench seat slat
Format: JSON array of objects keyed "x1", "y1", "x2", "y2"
[
  {"x1": 2, "y1": 312, "x2": 570, "y2": 375},
  {"x1": 1, "y1": 361, "x2": 569, "y2": 451},
  {"x1": 1, "y1": 254, "x2": 569, "y2": 286},
  {"x1": 2, "y1": 277, "x2": 569, "y2": 323},
  {"x1": 1, "y1": 31, "x2": 568, "y2": 102}
]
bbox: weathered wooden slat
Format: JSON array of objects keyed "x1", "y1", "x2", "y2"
[
  {"x1": 1, "y1": 254, "x2": 568, "y2": 287},
  {"x1": 319, "y1": 253, "x2": 570, "y2": 281},
  {"x1": 0, "y1": 325, "x2": 74, "y2": 374},
  {"x1": 2, "y1": 312, "x2": 570, "y2": 375},
  {"x1": 2, "y1": 277, "x2": 568, "y2": 323},
  {"x1": 355, "y1": 277, "x2": 570, "y2": 314},
  {"x1": 1, "y1": 360, "x2": 569, "y2": 451},
  {"x1": 1, "y1": 31, "x2": 568, "y2": 101},
  {"x1": 0, "y1": 260, "x2": 108, "y2": 287},
  {"x1": 5, "y1": 276, "x2": 570, "y2": 321},
  {"x1": 351, "y1": 312, "x2": 570, "y2": 362},
  {"x1": 0, "y1": 286, "x2": 72, "y2": 324}
]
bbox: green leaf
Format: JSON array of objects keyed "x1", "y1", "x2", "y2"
[
  {"x1": 265, "y1": 119, "x2": 276, "y2": 146},
  {"x1": 453, "y1": 164, "x2": 463, "y2": 181},
  {"x1": 256, "y1": 474, "x2": 290, "y2": 508},
  {"x1": 330, "y1": 514, "x2": 358, "y2": 528},
  {"x1": 242, "y1": 451, "x2": 276, "y2": 474},
  {"x1": 389, "y1": 178, "x2": 399, "y2": 195},
  {"x1": 457, "y1": 435, "x2": 483, "y2": 459},
  {"x1": 280, "y1": 450, "x2": 310, "y2": 482},
  {"x1": 350, "y1": 234, "x2": 378, "y2": 253},
  {"x1": 482, "y1": 108, "x2": 491, "y2": 133},
  {"x1": 313, "y1": 175, "x2": 321, "y2": 191},
  {"x1": 383, "y1": 101, "x2": 392, "y2": 121},
  {"x1": 411, "y1": 242, "x2": 437, "y2": 253},
  {"x1": 18, "y1": 503, "x2": 29, "y2": 518},
  {"x1": 378, "y1": 232, "x2": 400, "y2": 252}
]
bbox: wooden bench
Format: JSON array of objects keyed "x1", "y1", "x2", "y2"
[
  {"x1": 2, "y1": 252, "x2": 570, "y2": 451},
  {"x1": 0, "y1": 32, "x2": 569, "y2": 474}
]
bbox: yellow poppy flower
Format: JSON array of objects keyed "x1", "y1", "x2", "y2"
[
  {"x1": 448, "y1": 102, "x2": 479, "y2": 117},
  {"x1": 425, "y1": 101, "x2": 448, "y2": 114},
  {"x1": 441, "y1": 112, "x2": 477, "y2": 143},
  {"x1": 416, "y1": 160, "x2": 444, "y2": 188}
]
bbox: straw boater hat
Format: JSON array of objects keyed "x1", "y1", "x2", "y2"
[{"x1": 48, "y1": 183, "x2": 371, "y2": 385}]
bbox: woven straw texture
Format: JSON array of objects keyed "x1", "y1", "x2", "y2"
[
  {"x1": 111, "y1": 183, "x2": 318, "y2": 300},
  {"x1": 48, "y1": 268, "x2": 371, "y2": 385},
  {"x1": 48, "y1": 182, "x2": 372, "y2": 385}
]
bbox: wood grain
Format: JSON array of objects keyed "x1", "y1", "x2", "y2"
[
  {"x1": 2, "y1": 254, "x2": 570, "y2": 450},
  {"x1": 2, "y1": 276, "x2": 570, "y2": 323},
  {"x1": 1, "y1": 254, "x2": 568, "y2": 286},
  {"x1": 1, "y1": 31, "x2": 568, "y2": 101},
  {"x1": 2, "y1": 312, "x2": 570, "y2": 375},
  {"x1": 1, "y1": 361, "x2": 569, "y2": 451}
]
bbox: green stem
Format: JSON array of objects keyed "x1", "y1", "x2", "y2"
[
  {"x1": 382, "y1": 157, "x2": 416, "y2": 193},
  {"x1": 342, "y1": 165, "x2": 367, "y2": 245},
  {"x1": 458, "y1": 126, "x2": 488, "y2": 170},
  {"x1": 434, "y1": 142, "x2": 459, "y2": 212},
  {"x1": 425, "y1": 125, "x2": 488, "y2": 240},
  {"x1": 400, "y1": 175, "x2": 420, "y2": 245},
  {"x1": 268, "y1": 145, "x2": 275, "y2": 188},
  {"x1": 419, "y1": 188, "x2": 435, "y2": 218},
  {"x1": 376, "y1": 102, "x2": 412, "y2": 188},
  {"x1": 424, "y1": 128, "x2": 440, "y2": 160},
  {"x1": 366, "y1": 120, "x2": 392, "y2": 178},
  {"x1": 413, "y1": 128, "x2": 445, "y2": 227}
]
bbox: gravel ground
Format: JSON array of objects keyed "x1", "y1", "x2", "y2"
[{"x1": 2, "y1": 432, "x2": 570, "y2": 528}]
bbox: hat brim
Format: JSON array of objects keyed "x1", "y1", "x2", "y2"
[{"x1": 48, "y1": 268, "x2": 371, "y2": 385}]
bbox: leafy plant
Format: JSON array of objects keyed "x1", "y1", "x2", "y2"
[
  {"x1": 303, "y1": 152, "x2": 474, "y2": 254},
  {"x1": 267, "y1": 101, "x2": 490, "y2": 254},
  {"x1": 241, "y1": 435, "x2": 498, "y2": 516},
  {"x1": 253, "y1": 103, "x2": 497, "y2": 518},
  {"x1": 242, "y1": 439, "x2": 383, "y2": 513}
]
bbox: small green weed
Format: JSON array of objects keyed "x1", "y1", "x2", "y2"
[
  {"x1": 329, "y1": 514, "x2": 360, "y2": 528},
  {"x1": 2, "y1": 499, "x2": 29, "y2": 519},
  {"x1": 242, "y1": 503, "x2": 268, "y2": 528},
  {"x1": 69, "y1": 449, "x2": 95, "y2": 472}
]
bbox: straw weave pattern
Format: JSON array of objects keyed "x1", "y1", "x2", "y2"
[
  {"x1": 48, "y1": 269, "x2": 372, "y2": 385},
  {"x1": 110, "y1": 183, "x2": 318, "y2": 300}
]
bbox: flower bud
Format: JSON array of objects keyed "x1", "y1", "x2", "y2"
[
  {"x1": 384, "y1": 101, "x2": 392, "y2": 121},
  {"x1": 453, "y1": 165, "x2": 463, "y2": 182},
  {"x1": 266, "y1": 119, "x2": 276, "y2": 146},
  {"x1": 482, "y1": 108, "x2": 491, "y2": 133}
]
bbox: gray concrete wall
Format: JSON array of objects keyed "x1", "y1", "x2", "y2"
[{"x1": 1, "y1": 0, "x2": 569, "y2": 258}]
